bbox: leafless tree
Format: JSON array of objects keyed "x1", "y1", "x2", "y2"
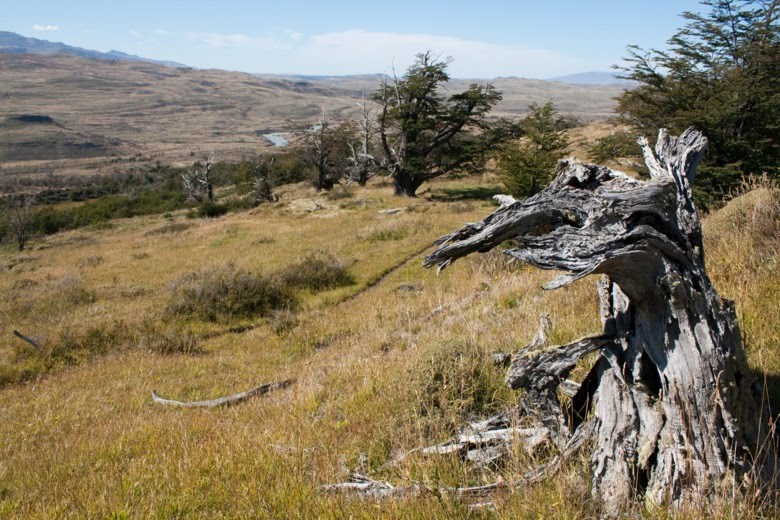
[
  {"x1": 297, "y1": 113, "x2": 355, "y2": 191},
  {"x1": 3, "y1": 195, "x2": 33, "y2": 251},
  {"x1": 182, "y1": 154, "x2": 214, "y2": 202},
  {"x1": 251, "y1": 156, "x2": 277, "y2": 204},
  {"x1": 346, "y1": 91, "x2": 380, "y2": 186}
]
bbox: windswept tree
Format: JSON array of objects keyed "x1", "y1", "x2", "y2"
[
  {"x1": 616, "y1": 0, "x2": 780, "y2": 203},
  {"x1": 374, "y1": 52, "x2": 509, "y2": 197}
]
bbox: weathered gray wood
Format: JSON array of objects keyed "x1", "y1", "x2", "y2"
[
  {"x1": 424, "y1": 128, "x2": 772, "y2": 514},
  {"x1": 151, "y1": 380, "x2": 291, "y2": 408}
]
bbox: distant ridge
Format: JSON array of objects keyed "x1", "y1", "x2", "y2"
[
  {"x1": 547, "y1": 71, "x2": 635, "y2": 86},
  {"x1": 0, "y1": 31, "x2": 189, "y2": 69}
]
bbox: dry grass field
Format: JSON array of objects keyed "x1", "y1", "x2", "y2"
[{"x1": 0, "y1": 170, "x2": 778, "y2": 518}]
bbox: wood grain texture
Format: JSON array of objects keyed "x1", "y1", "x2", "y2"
[{"x1": 425, "y1": 128, "x2": 772, "y2": 514}]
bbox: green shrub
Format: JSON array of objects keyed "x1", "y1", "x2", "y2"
[
  {"x1": 195, "y1": 202, "x2": 229, "y2": 218},
  {"x1": 167, "y1": 264, "x2": 297, "y2": 322},
  {"x1": 499, "y1": 101, "x2": 569, "y2": 199},
  {"x1": 587, "y1": 130, "x2": 642, "y2": 164},
  {"x1": 276, "y1": 251, "x2": 355, "y2": 292},
  {"x1": 268, "y1": 153, "x2": 308, "y2": 187}
]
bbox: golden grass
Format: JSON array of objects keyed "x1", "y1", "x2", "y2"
[{"x1": 0, "y1": 176, "x2": 778, "y2": 518}]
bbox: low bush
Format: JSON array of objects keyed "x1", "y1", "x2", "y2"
[
  {"x1": 276, "y1": 251, "x2": 355, "y2": 292},
  {"x1": 167, "y1": 264, "x2": 297, "y2": 322},
  {"x1": 1, "y1": 319, "x2": 202, "y2": 387},
  {"x1": 137, "y1": 320, "x2": 201, "y2": 355},
  {"x1": 195, "y1": 202, "x2": 229, "y2": 218}
]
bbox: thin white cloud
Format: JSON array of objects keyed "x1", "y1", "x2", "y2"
[
  {"x1": 186, "y1": 32, "x2": 284, "y2": 50},
  {"x1": 298, "y1": 30, "x2": 585, "y2": 78},
  {"x1": 32, "y1": 24, "x2": 59, "y2": 32},
  {"x1": 175, "y1": 29, "x2": 590, "y2": 78}
]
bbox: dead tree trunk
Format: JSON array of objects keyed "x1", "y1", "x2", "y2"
[{"x1": 424, "y1": 128, "x2": 773, "y2": 513}]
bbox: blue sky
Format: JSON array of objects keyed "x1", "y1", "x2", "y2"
[{"x1": 6, "y1": 0, "x2": 705, "y2": 78}]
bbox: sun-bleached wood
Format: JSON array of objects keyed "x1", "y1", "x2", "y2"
[
  {"x1": 151, "y1": 380, "x2": 291, "y2": 408},
  {"x1": 424, "y1": 128, "x2": 773, "y2": 514}
]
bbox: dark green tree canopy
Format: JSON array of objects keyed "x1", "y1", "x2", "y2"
[
  {"x1": 616, "y1": 0, "x2": 779, "y2": 204},
  {"x1": 374, "y1": 52, "x2": 510, "y2": 196},
  {"x1": 499, "y1": 101, "x2": 570, "y2": 199}
]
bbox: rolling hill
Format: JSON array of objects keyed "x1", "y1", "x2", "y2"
[{"x1": 0, "y1": 47, "x2": 624, "y2": 173}]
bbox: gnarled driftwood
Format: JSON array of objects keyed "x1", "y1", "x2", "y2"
[
  {"x1": 423, "y1": 128, "x2": 773, "y2": 514},
  {"x1": 151, "y1": 380, "x2": 291, "y2": 408}
]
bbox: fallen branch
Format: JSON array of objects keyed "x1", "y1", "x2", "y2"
[
  {"x1": 322, "y1": 423, "x2": 594, "y2": 502},
  {"x1": 151, "y1": 380, "x2": 292, "y2": 408},
  {"x1": 13, "y1": 330, "x2": 41, "y2": 349}
]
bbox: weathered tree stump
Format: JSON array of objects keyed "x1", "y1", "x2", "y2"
[{"x1": 424, "y1": 128, "x2": 774, "y2": 514}]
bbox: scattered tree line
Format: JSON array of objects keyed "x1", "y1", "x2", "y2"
[{"x1": 7, "y1": 0, "x2": 775, "y2": 249}]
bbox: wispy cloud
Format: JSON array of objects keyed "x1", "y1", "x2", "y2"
[
  {"x1": 32, "y1": 24, "x2": 59, "y2": 32},
  {"x1": 174, "y1": 28, "x2": 588, "y2": 78},
  {"x1": 186, "y1": 32, "x2": 285, "y2": 50},
  {"x1": 299, "y1": 30, "x2": 585, "y2": 78}
]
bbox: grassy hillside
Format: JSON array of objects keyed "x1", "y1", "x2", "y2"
[{"x1": 0, "y1": 176, "x2": 777, "y2": 518}]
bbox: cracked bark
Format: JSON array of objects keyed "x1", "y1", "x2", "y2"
[{"x1": 424, "y1": 128, "x2": 773, "y2": 514}]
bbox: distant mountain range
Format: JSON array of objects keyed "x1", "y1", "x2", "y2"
[
  {"x1": 0, "y1": 31, "x2": 188, "y2": 69},
  {"x1": 1, "y1": 31, "x2": 637, "y2": 85}
]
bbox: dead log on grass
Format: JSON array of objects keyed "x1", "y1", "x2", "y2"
[
  {"x1": 13, "y1": 330, "x2": 41, "y2": 349},
  {"x1": 422, "y1": 128, "x2": 774, "y2": 514},
  {"x1": 151, "y1": 379, "x2": 291, "y2": 408}
]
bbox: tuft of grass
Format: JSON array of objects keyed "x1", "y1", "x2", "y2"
[
  {"x1": 410, "y1": 340, "x2": 512, "y2": 435},
  {"x1": 363, "y1": 222, "x2": 410, "y2": 243},
  {"x1": 47, "y1": 275, "x2": 96, "y2": 308},
  {"x1": 167, "y1": 263, "x2": 297, "y2": 322},
  {"x1": 77, "y1": 255, "x2": 104, "y2": 268}
]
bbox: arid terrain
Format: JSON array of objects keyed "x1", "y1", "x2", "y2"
[{"x1": 0, "y1": 53, "x2": 623, "y2": 182}]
